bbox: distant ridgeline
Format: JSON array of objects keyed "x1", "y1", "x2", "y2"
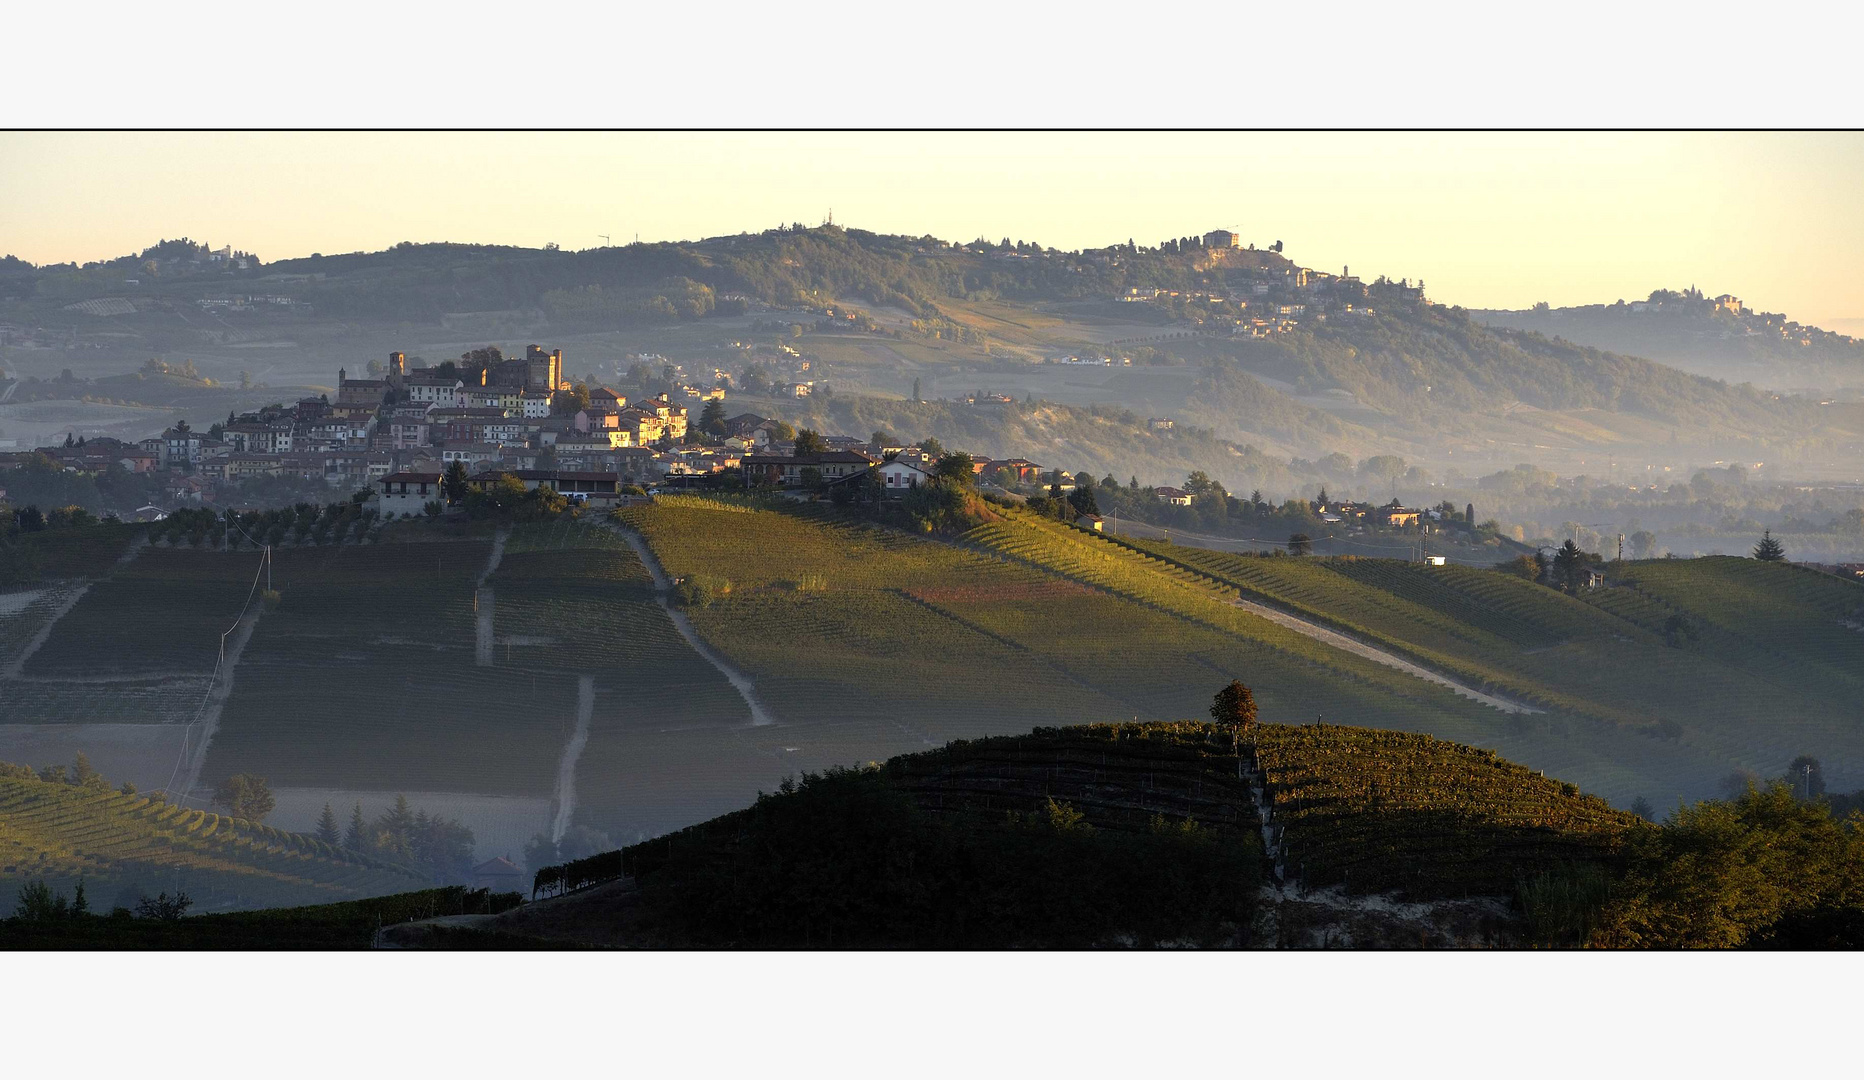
[
  {"x1": 7, "y1": 227, "x2": 1846, "y2": 460},
  {"x1": 1473, "y1": 289, "x2": 1864, "y2": 383}
]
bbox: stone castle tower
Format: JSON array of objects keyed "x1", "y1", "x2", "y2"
[{"x1": 524, "y1": 345, "x2": 563, "y2": 392}]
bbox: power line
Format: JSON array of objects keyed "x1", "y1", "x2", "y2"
[{"x1": 159, "y1": 544, "x2": 271, "y2": 804}]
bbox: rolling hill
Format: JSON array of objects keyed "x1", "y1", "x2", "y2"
[
  {"x1": 5, "y1": 495, "x2": 1859, "y2": 904},
  {"x1": 1475, "y1": 296, "x2": 1864, "y2": 391},
  {"x1": 9, "y1": 227, "x2": 1860, "y2": 483},
  {"x1": 620, "y1": 497, "x2": 1862, "y2": 807},
  {"x1": 384, "y1": 721, "x2": 1644, "y2": 948}
]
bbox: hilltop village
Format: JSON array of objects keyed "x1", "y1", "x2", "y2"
[{"x1": 0, "y1": 340, "x2": 1485, "y2": 559}]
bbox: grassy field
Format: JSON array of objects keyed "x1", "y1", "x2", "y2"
[{"x1": 0, "y1": 770, "x2": 425, "y2": 912}]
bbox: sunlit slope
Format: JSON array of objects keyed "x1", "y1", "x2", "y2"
[
  {"x1": 1007, "y1": 524, "x2": 1860, "y2": 801},
  {"x1": 1130, "y1": 540, "x2": 1860, "y2": 748},
  {"x1": 0, "y1": 771, "x2": 425, "y2": 911},
  {"x1": 617, "y1": 500, "x2": 1731, "y2": 806},
  {"x1": 615, "y1": 499, "x2": 1140, "y2": 774}
]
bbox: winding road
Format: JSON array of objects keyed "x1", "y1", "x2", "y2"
[{"x1": 611, "y1": 524, "x2": 775, "y2": 727}]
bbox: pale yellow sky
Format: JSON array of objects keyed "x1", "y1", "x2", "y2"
[{"x1": 3, "y1": 132, "x2": 1860, "y2": 324}]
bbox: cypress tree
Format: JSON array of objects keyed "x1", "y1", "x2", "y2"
[
  {"x1": 345, "y1": 803, "x2": 368, "y2": 849},
  {"x1": 387, "y1": 794, "x2": 414, "y2": 836},
  {"x1": 1753, "y1": 530, "x2": 1786, "y2": 562},
  {"x1": 315, "y1": 803, "x2": 341, "y2": 845}
]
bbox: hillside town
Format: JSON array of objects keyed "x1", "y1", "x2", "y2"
[
  {"x1": 0, "y1": 346, "x2": 708, "y2": 510},
  {"x1": 0, "y1": 339, "x2": 1477, "y2": 554}
]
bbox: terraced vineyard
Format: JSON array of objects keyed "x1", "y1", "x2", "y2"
[
  {"x1": 621, "y1": 501, "x2": 1621, "y2": 795},
  {"x1": 1, "y1": 581, "x2": 89, "y2": 671},
  {"x1": 488, "y1": 522, "x2": 771, "y2": 844},
  {"x1": 958, "y1": 514, "x2": 1511, "y2": 723},
  {"x1": 1057, "y1": 528, "x2": 1864, "y2": 801},
  {"x1": 0, "y1": 771, "x2": 426, "y2": 911},
  {"x1": 1252, "y1": 724, "x2": 1641, "y2": 899},
  {"x1": 620, "y1": 500, "x2": 1855, "y2": 807},
  {"x1": 614, "y1": 501, "x2": 1138, "y2": 776},
  {"x1": 887, "y1": 722, "x2": 1263, "y2": 833},
  {"x1": 22, "y1": 548, "x2": 263, "y2": 677},
  {"x1": 205, "y1": 536, "x2": 573, "y2": 796},
  {"x1": 1604, "y1": 558, "x2": 1864, "y2": 699}
]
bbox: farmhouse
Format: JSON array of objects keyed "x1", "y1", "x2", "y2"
[
  {"x1": 995, "y1": 458, "x2": 1044, "y2": 483},
  {"x1": 468, "y1": 469, "x2": 625, "y2": 506},
  {"x1": 876, "y1": 457, "x2": 933, "y2": 494},
  {"x1": 1153, "y1": 486, "x2": 1194, "y2": 506},
  {"x1": 742, "y1": 452, "x2": 876, "y2": 488},
  {"x1": 378, "y1": 471, "x2": 445, "y2": 515}
]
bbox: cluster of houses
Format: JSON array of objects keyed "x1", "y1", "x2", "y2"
[
  {"x1": 1313, "y1": 497, "x2": 1431, "y2": 528},
  {"x1": 1116, "y1": 234, "x2": 1433, "y2": 337},
  {"x1": 6, "y1": 346, "x2": 713, "y2": 509}
]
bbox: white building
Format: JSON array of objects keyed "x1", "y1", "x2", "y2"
[
  {"x1": 877, "y1": 458, "x2": 933, "y2": 495},
  {"x1": 377, "y1": 471, "x2": 446, "y2": 516}
]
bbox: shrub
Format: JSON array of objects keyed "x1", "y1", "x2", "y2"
[{"x1": 675, "y1": 574, "x2": 731, "y2": 608}]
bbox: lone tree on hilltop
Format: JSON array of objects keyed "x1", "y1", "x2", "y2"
[
  {"x1": 1209, "y1": 680, "x2": 1258, "y2": 734},
  {"x1": 1288, "y1": 533, "x2": 1312, "y2": 556},
  {"x1": 1753, "y1": 529, "x2": 1786, "y2": 562}
]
